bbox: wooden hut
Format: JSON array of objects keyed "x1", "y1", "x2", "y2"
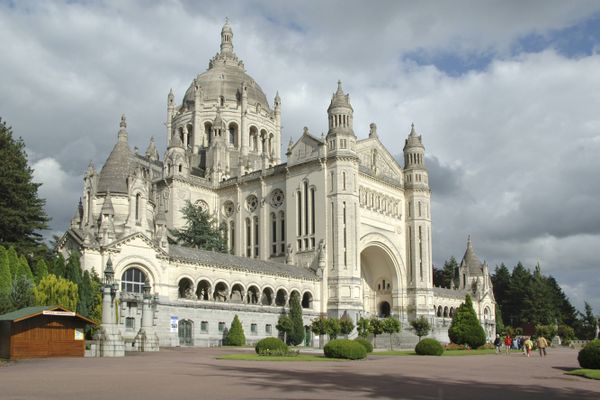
[{"x1": 0, "y1": 305, "x2": 95, "y2": 360}]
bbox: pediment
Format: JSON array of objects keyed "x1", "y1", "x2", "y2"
[
  {"x1": 356, "y1": 138, "x2": 403, "y2": 180},
  {"x1": 287, "y1": 129, "x2": 325, "y2": 166}
]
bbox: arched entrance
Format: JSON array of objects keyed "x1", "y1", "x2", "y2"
[
  {"x1": 360, "y1": 245, "x2": 399, "y2": 317},
  {"x1": 378, "y1": 301, "x2": 391, "y2": 317},
  {"x1": 178, "y1": 319, "x2": 193, "y2": 346}
]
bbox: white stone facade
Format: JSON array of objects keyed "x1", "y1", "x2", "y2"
[{"x1": 59, "y1": 21, "x2": 495, "y2": 348}]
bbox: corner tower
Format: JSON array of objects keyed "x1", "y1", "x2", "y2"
[
  {"x1": 326, "y1": 81, "x2": 361, "y2": 319},
  {"x1": 403, "y1": 124, "x2": 433, "y2": 319}
]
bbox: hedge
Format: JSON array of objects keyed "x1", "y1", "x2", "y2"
[
  {"x1": 324, "y1": 339, "x2": 367, "y2": 360},
  {"x1": 578, "y1": 339, "x2": 600, "y2": 369},
  {"x1": 354, "y1": 337, "x2": 373, "y2": 353},
  {"x1": 415, "y1": 338, "x2": 444, "y2": 356},
  {"x1": 255, "y1": 337, "x2": 288, "y2": 355}
]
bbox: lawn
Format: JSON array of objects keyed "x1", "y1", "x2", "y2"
[
  {"x1": 375, "y1": 349, "x2": 519, "y2": 356},
  {"x1": 565, "y1": 369, "x2": 600, "y2": 380},
  {"x1": 217, "y1": 353, "x2": 348, "y2": 361}
]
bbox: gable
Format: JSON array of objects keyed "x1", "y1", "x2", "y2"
[
  {"x1": 287, "y1": 130, "x2": 325, "y2": 166},
  {"x1": 356, "y1": 138, "x2": 403, "y2": 181}
]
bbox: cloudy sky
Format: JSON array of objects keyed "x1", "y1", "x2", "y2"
[{"x1": 1, "y1": 0, "x2": 599, "y2": 313}]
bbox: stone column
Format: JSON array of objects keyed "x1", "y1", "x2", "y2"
[
  {"x1": 135, "y1": 279, "x2": 159, "y2": 352},
  {"x1": 95, "y1": 258, "x2": 125, "y2": 357}
]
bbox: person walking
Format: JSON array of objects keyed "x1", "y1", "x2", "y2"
[
  {"x1": 537, "y1": 335, "x2": 548, "y2": 357},
  {"x1": 504, "y1": 334, "x2": 512, "y2": 355},
  {"x1": 524, "y1": 337, "x2": 533, "y2": 357},
  {"x1": 494, "y1": 334, "x2": 502, "y2": 354}
]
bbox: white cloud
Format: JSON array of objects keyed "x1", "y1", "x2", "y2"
[{"x1": 1, "y1": 1, "x2": 599, "y2": 311}]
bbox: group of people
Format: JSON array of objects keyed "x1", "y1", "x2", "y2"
[{"x1": 494, "y1": 334, "x2": 549, "y2": 357}]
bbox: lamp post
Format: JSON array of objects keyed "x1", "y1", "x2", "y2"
[{"x1": 102, "y1": 257, "x2": 116, "y2": 325}]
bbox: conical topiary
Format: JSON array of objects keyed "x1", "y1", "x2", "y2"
[
  {"x1": 226, "y1": 315, "x2": 246, "y2": 346},
  {"x1": 448, "y1": 294, "x2": 486, "y2": 348}
]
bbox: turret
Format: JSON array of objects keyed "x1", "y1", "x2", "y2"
[
  {"x1": 220, "y1": 18, "x2": 234, "y2": 54},
  {"x1": 403, "y1": 123, "x2": 426, "y2": 171},
  {"x1": 326, "y1": 81, "x2": 356, "y2": 156},
  {"x1": 145, "y1": 137, "x2": 159, "y2": 162}
]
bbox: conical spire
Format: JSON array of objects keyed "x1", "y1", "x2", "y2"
[
  {"x1": 97, "y1": 115, "x2": 132, "y2": 194},
  {"x1": 409, "y1": 123, "x2": 417, "y2": 137},
  {"x1": 462, "y1": 235, "x2": 484, "y2": 276},
  {"x1": 101, "y1": 191, "x2": 115, "y2": 216}
]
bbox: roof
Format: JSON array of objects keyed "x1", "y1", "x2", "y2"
[
  {"x1": 168, "y1": 244, "x2": 319, "y2": 281},
  {"x1": 461, "y1": 237, "x2": 485, "y2": 276},
  {"x1": 0, "y1": 305, "x2": 96, "y2": 325},
  {"x1": 97, "y1": 118, "x2": 131, "y2": 194}
]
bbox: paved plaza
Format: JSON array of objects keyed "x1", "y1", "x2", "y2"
[{"x1": 0, "y1": 347, "x2": 598, "y2": 399}]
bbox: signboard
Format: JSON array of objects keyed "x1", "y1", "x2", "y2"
[
  {"x1": 170, "y1": 316, "x2": 178, "y2": 333},
  {"x1": 74, "y1": 328, "x2": 84, "y2": 340},
  {"x1": 43, "y1": 310, "x2": 76, "y2": 317}
]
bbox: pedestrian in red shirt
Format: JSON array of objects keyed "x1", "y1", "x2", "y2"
[{"x1": 504, "y1": 335, "x2": 512, "y2": 355}]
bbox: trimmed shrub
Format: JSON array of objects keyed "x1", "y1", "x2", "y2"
[
  {"x1": 415, "y1": 338, "x2": 444, "y2": 356},
  {"x1": 354, "y1": 337, "x2": 373, "y2": 353},
  {"x1": 324, "y1": 339, "x2": 367, "y2": 360},
  {"x1": 477, "y1": 343, "x2": 495, "y2": 350},
  {"x1": 255, "y1": 337, "x2": 288, "y2": 355},
  {"x1": 448, "y1": 295, "x2": 486, "y2": 348},
  {"x1": 578, "y1": 339, "x2": 600, "y2": 369},
  {"x1": 225, "y1": 315, "x2": 245, "y2": 346}
]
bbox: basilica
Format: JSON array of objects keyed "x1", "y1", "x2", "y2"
[{"x1": 58, "y1": 21, "x2": 495, "y2": 349}]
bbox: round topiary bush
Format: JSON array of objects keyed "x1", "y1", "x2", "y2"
[
  {"x1": 324, "y1": 339, "x2": 367, "y2": 360},
  {"x1": 255, "y1": 337, "x2": 288, "y2": 355},
  {"x1": 578, "y1": 339, "x2": 600, "y2": 369},
  {"x1": 354, "y1": 338, "x2": 373, "y2": 353},
  {"x1": 415, "y1": 338, "x2": 444, "y2": 356}
]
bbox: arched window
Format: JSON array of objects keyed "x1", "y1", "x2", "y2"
[
  {"x1": 271, "y1": 212, "x2": 277, "y2": 256},
  {"x1": 443, "y1": 306, "x2": 449, "y2": 318},
  {"x1": 121, "y1": 267, "x2": 146, "y2": 293},
  {"x1": 196, "y1": 280, "x2": 211, "y2": 300},
  {"x1": 228, "y1": 123, "x2": 238, "y2": 147},
  {"x1": 301, "y1": 292, "x2": 313, "y2": 309},
  {"x1": 230, "y1": 283, "x2": 244, "y2": 303},
  {"x1": 437, "y1": 305, "x2": 442, "y2": 317},
  {"x1": 204, "y1": 122, "x2": 212, "y2": 146},
  {"x1": 275, "y1": 289, "x2": 287, "y2": 307},
  {"x1": 289, "y1": 290, "x2": 300, "y2": 306},
  {"x1": 178, "y1": 278, "x2": 194, "y2": 299},
  {"x1": 246, "y1": 286, "x2": 260, "y2": 304},
  {"x1": 261, "y1": 287, "x2": 274, "y2": 306},
  {"x1": 213, "y1": 282, "x2": 229, "y2": 302},
  {"x1": 135, "y1": 193, "x2": 141, "y2": 222}
]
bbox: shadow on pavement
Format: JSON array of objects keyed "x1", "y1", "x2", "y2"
[{"x1": 207, "y1": 363, "x2": 597, "y2": 400}]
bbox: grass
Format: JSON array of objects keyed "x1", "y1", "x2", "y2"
[
  {"x1": 566, "y1": 369, "x2": 600, "y2": 380},
  {"x1": 217, "y1": 353, "x2": 348, "y2": 362},
  {"x1": 375, "y1": 349, "x2": 520, "y2": 356}
]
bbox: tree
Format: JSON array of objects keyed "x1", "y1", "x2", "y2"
[
  {"x1": 276, "y1": 313, "x2": 292, "y2": 344},
  {"x1": 442, "y1": 256, "x2": 459, "y2": 288},
  {"x1": 0, "y1": 118, "x2": 49, "y2": 252},
  {"x1": 381, "y1": 317, "x2": 401, "y2": 350},
  {"x1": 505, "y1": 262, "x2": 532, "y2": 326},
  {"x1": 356, "y1": 317, "x2": 372, "y2": 338},
  {"x1": 448, "y1": 294, "x2": 486, "y2": 348},
  {"x1": 33, "y1": 274, "x2": 79, "y2": 311},
  {"x1": 339, "y1": 314, "x2": 355, "y2": 338},
  {"x1": 170, "y1": 201, "x2": 227, "y2": 252},
  {"x1": 9, "y1": 275, "x2": 35, "y2": 309},
  {"x1": 0, "y1": 246, "x2": 12, "y2": 298},
  {"x1": 51, "y1": 254, "x2": 67, "y2": 278},
  {"x1": 225, "y1": 315, "x2": 246, "y2": 346},
  {"x1": 32, "y1": 257, "x2": 48, "y2": 283},
  {"x1": 310, "y1": 315, "x2": 329, "y2": 348},
  {"x1": 6, "y1": 246, "x2": 19, "y2": 278},
  {"x1": 287, "y1": 292, "x2": 305, "y2": 346},
  {"x1": 524, "y1": 264, "x2": 557, "y2": 325},
  {"x1": 326, "y1": 317, "x2": 341, "y2": 340},
  {"x1": 64, "y1": 253, "x2": 82, "y2": 286},
  {"x1": 410, "y1": 316, "x2": 431, "y2": 341},
  {"x1": 576, "y1": 302, "x2": 598, "y2": 340},
  {"x1": 16, "y1": 255, "x2": 33, "y2": 281},
  {"x1": 492, "y1": 263, "x2": 511, "y2": 325},
  {"x1": 370, "y1": 317, "x2": 384, "y2": 343}
]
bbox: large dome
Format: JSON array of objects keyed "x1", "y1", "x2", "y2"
[
  {"x1": 182, "y1": 20, "x2": 270, "y2": 112},
  {"x1": 183, "y1": 62, "x2": 271, "y2": 112}
]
